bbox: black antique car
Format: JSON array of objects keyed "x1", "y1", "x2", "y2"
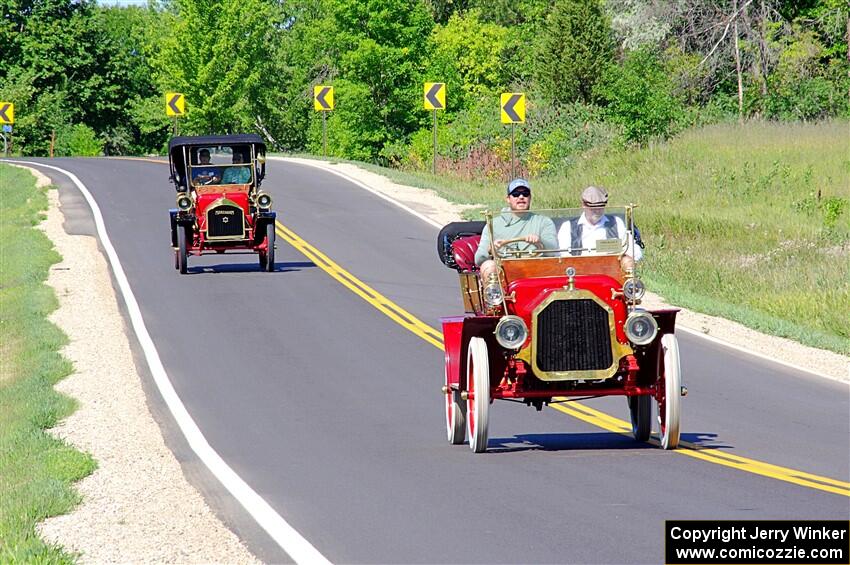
[{"x1": 168, "y1": 134, "x2": 276, "y2": 273}]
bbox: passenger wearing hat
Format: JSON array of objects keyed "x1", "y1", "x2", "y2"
[
  {"x1": 474, "y1": 178, "x2": 558, "y2": 279},
  {"x1": 557, "y1": 185, "x2": 642, "y2": 271}
]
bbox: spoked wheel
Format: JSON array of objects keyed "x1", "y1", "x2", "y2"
[
  {"x1": 176, "y1": 224, "x2": 188, "y2": 275},
  {"x1": 444, "y1": 364, "x2": 466, "y2": 444},
  {"x1": 628, "y1": 394, "x2": 651, "y2": 442},
  {"x1": 656, "y1": 333, "x2": 682, "y2": 449},
  {"x1": 466, "y1": 337, "x2": 490, "y2": 453},
  {"x1": 264, "y1": 222, "x2": 275, "y2": 272}
]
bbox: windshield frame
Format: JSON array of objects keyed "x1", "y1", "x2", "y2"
[
  {"x1": 188, "y1": 144, "x2": 256, "y2": 187},
  {"x1": 483, "y1": 205, "x2": 637, "y2": 261}
]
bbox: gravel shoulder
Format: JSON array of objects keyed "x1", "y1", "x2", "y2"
[
  {"x1": 17, "y1": 159, "x2": 848, "y2": 564},
  {"x1": 17, "y1": 165, "x2": 259, "y2": 564}
]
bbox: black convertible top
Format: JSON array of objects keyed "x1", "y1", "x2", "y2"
[
  {"x1": 168, "y1": 134, "x2": 266, "y2": 152},
  {"x1": 168, "y1": 134, "x2": 267, "y2": 191}
]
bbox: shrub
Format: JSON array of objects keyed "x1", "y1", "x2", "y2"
[
  {"x1": 427, "y1": 10, "x2": 509, "y2": 114},
  {"x1": 594, "y1": 48, "x2": 683, "y2": 144},
  {"x1": 533, "y1": 0, "x2": 614, "y2": 105},
  {"x1": 763, "y1": 25, "x2": 849, "y2": 120},
  {"x1": 402, "y1": 98, "x2": 614, "y2": 178},
  {"x1": 54, "y1": 123, "x2": 102, "y2": 157}
]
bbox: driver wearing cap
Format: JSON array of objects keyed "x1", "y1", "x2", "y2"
[
  {"x1": 557, "y1": 185, "x2": 642, "y2": 271},
  {"x1": 474, "y1": 178, "x2": 558, "y2": 280}
]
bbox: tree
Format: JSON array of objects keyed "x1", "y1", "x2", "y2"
[
  {"x1": 153, "y1": 0, "x2": 286, "y2": 135},
  {"x1": 595, "y1": 48, "x2": 682, "y2": 144},
  {"x1": 0, "y1": 0, "x2": 113, "y2": 154},
  {"x1": 428, "y1": 9, "x2": 509, "y2": 113},
  {"x1": 296, "y1": 0, "x2": 434, "y2": 160},
  {"x1": 470, "y1": 0, "x2": 550, "y2": 85},
  {"x1": 533, "y1": 0, "x2": 615, "y2": 104},
  {"x1": 422, "y1": 0, "x2": 472, "y2": 24},
  {"x1": 97, "y1": 5, "x2": 167, "y2": 154}
]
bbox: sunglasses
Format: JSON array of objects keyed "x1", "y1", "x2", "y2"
[{"x1": 509, "y1": 188, "x2": 531, "y2": 198}]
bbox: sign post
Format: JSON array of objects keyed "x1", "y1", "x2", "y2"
[
  {"x1": 313, "y1": 85, "x2": 334, "y2": 158},
  {"x1": 1, "y1": 125, "x2": 11, "y2": 157},
  {"x1": 423, "y1": 82, "x2": 446, "y2": 175},
  {"x1": 165, "y1": 93, "x2": 185, "y2": 136},
  {"x1": 0, "y1": 103, "x2": 14, "y2": 157},
  {"x1": 500, "y1": 93, "x2": 526, "y2": 178}
]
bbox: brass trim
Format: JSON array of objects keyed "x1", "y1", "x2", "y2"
[
  {"x1": 203, "y1": 197, "x2": 247, "y2": 240},
  {"x1": 516, "y1": 346, "x2": 531, "y2": 366},
  {"x1": 254, "y1": 191, "x2": 272, "y2": 210},
  {"x1": 175, "y1": 193, "x2": 194, "y2": 211},
  {"x1": 459, "y1": 273, "x2": 482, "y2": 313},
  {"x1": 530, "y1": 289, "x2": 632, "y2": 381}
]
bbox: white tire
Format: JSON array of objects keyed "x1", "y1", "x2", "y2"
[
  {"x1": 658, "y1": 333, "x2": 681, "y2": 449},
  {"x1": 466, "y1": 337, "x2": 490, "y2": 453},
  {"x1": 445, "y1": 364, "x2": 466, "y2": 444}
]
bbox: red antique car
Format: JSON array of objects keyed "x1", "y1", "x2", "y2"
[
  {"x1": 437, "y1": 206, "x2": 685, "y2": 452},
  {"x1": 168, "y1": 134, "x2": 276, "y2": 273}
]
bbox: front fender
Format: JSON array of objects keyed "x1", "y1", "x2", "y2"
[
  {"x1": 252, "y1": 211, "x2": 277, "y2": 245},
  {"x1": 441, "y1": 315, "x2": 501, "y2": 391},
  {"x1": 169, "y1": 209, "x2": 196, "y2": 247},
  {"x1": 634, "y1": 308, "x2": 680, "y2": 385}
]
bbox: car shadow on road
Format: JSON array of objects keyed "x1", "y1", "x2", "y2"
[
  {"x1": 183, "y1": 260, "x2": 317, "y2": 274},
  {"x1": 488, "y1": 432, "x2": 657, "y2": 452},
  {"x1": 679, "y1": 432, "x2": 729, "y2": 449},
  {"x1": 488, "y1": 431, "x2": 729, "y2": 453}
]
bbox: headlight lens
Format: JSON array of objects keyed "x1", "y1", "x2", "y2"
[
  {"x1": 495, "y1": 315, "x2": 528, "y2": 349},
  {"x1": 483, "y1": 280, "x2": 503, "y2": 306},
  {"x1": 176, "y1": 194, "x2": 193, "y2": 211},
  {"x1": 623, "y1": 278, "x2": 646, "y2": 300},
  {"x1": 256, "y1": 192, "x2": 272, "y2": 210},
  {"x1": 624, "y1": 310, "x2": 658, "y2": 346}
]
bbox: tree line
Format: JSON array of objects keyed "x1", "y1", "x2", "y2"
[{"x1": 1, "y1": 0, "x2": 847, "y2": 176}]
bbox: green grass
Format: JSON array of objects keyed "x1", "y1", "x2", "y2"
[
  {"x1": 283, "y1": 120, "x2": 850, "y2": 354},
  {"x1": 0, "y1": 164, "x2": 96, "y2": 563}
]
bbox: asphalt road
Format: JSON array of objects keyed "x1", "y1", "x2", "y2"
[{"x1": 18, "y1": 157, "x2": 850, "y2": 564}]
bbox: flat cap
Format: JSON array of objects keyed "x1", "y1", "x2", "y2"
[
  {"x1": 507, "y1": 178, "x2": 531, "y2": 195},
  {"x1": 581, "y1": 185, "x2": 608, "y2": 207}
]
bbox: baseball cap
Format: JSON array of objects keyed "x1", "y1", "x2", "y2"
[
  {"x1": 507, "y1": 178, "x2": 531, "y2": 195},
  {"x1": 581, "y1": 185, "x2": 608, "y2": 207}
]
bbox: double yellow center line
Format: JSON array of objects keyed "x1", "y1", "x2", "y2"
[
  {"x1": 275, "y1": 222, "x2": 443, "y2": 348},
  {"x1": 275, "y1": 220, "x2": 850, "y2": 498},
  {"x1": 550, "y1": 402, "x2": 850, "y2": 496}
]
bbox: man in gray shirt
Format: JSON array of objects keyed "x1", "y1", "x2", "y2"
[{"x1": 475, "y1": 178, "x2": 558, "y2": 279}]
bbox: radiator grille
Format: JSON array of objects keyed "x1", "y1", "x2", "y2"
[
  {"x1": 536, "y1": 299, "x2": 612, "y2": 372},
  {"x1": 206, "y1": 204, "x2": 245, "y2": 238}
]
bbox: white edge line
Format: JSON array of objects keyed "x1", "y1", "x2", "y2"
[
  {"x1": 676, "y1": 325, "x2": 848, "y2": 383},
  {"x1": 272, "y1": 156, "x2": 849, "y2": 384},
  {"x1": 10, "y1": 160, "x2": 332, "y2": 565},
  {"x1": 271, "y1": 156, "x2": 443, "y2": 229}
]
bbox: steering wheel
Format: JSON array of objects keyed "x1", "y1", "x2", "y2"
[{"x1": 494, "y1": 237, "x2": 542, "y2": 257}]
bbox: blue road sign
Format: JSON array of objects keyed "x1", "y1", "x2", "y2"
[{"x1": 2, "y1": 125, "x2": 11, "y2": 132}]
